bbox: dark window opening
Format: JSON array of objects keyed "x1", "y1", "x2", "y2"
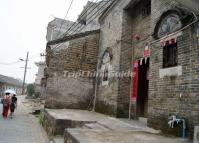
[
  {"x1": 142, "y1": 0, "x2": 151, "y2": 17},
  {"x1": 103, "y1": 65, "x2": 109, "y2": 81},
  {"x1": 108, "y1": 22, "x2": 111, "y2": 29},
  {"x1": 76, "y1": 53, "x2": 80, "y2": 57},
  {"x1": 163, "y1": 41, "x2": 178, "y2": 68}
]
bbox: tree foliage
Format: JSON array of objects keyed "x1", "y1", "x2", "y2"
[{"x1": 27, "y1": 84, "x2": 35, "y2": 97}]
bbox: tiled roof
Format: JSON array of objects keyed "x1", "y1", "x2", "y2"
[{"x1": 0, "y1": 74, "x2": 23, "y2": 87}]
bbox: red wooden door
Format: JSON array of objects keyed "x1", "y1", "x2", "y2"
[{"x1": 132, "y1": 60, "x2": 139, "y2": 102}]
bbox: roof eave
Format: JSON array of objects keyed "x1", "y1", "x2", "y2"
[{"x1": 47, "y1": 29, "x2": 100, "y2": 46}]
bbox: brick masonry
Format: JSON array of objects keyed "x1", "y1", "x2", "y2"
[
  {"x1": 96, "y1": 0, "x2": 132, "y2": 117},
  {"x1": 96, "y1": 0, "x2": 151, "y2": 118},
  {"x1": 148, "y1": 0, "x2": 199, "y2": 138},
  {"x1": 44, "y1": 0, "x2": 199, "y2": 138},
  {"x1": 96, "y1": 0, "x2": 199, "y2": 138},
  {"x1": 119, "y1": 0, "x2": 151, "y2": 118},
  {"x1": 45, "y1": 31, "x2": 100, "y2": 109}
]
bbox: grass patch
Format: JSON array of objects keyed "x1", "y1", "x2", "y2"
[{"x1": 37, "y1": 112, "x2": 44, "y2": 125}]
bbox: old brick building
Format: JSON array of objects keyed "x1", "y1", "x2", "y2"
[
  {"x1": 43, "y1": 0, "x2": 199, "y2": 138},
  {"x1": 46, "y1": 18, "x2": 75, "y2": 41},
  {"x1": 148, "y1": 0, "x2": 199, "y2": 138},
  {"x1": 45, "y1": 30, "x2": 100, "y2": 109},
  {"x1": 96, "y1": 0, "x2": 151, "y2": 118},
  {"x1": 44, "y1": 1, "x2": 111, "y2": 109},
  {"x1": 95, "y1": 0, "x2": 199, "y2": 138}
]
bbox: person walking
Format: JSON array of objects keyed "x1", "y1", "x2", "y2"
[
  {"x1": 2, "y1": 93, "x2": 11, "y2": 118},
  {"x1": 10, "y1": 94, "x2": 17, "y2": 118}
]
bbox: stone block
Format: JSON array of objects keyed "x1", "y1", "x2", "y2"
[
  {"x1": 64, "y1": 129, "x2": 191, "y2": 143},
  {"x1": 193, "y1": 126, "x2": 199, "y2": 143},
  {"x1": 159, "y1": 66, "x2": 182, "y2": 78}
]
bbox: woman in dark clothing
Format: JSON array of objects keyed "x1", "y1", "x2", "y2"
[{"x1": 10, "y1": 94, "x2": 17, "y2": 118}]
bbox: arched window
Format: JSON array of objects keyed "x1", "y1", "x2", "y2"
[
  {"x1": 101, "y1": 50, "x2": 112, "y2": 85},
  {"x1": 153, "y1": 9, "x2": 194, "y2": 39},
  {"x1": 153, "y1": 9, "x2": 194, "y2": 68}
]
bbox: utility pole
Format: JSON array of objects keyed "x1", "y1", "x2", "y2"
[{"x1": 21, "y1": 52, "x2": 29, "y2": 95}]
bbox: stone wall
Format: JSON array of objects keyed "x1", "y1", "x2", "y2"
[
  {"x1": 148, "y1": 0, "x2": 199, "y2": 138},
  {"x1": 117, "y1": 7, "x2": 133, "y2": 118},
  {"x1": 46, "y1": 31, "x2": 99, "y2": 109},
  {"x1": 119, "y1": 0, "x2": 151, "y2": 118},
  {"x1": 97, "y1": 0, "x2": 199, "y2": 138},
  {"x1": 46, "y1": 18, "x2": 75, "y2": 41},
  {"x1": 96, "y1": 0, "x2": 151, "y2": 117},
  {"x1": 96, "y1": 0, "x2": 132, "y2": 117}
]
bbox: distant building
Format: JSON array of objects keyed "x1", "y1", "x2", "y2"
[
  {"x1": 46, "y1": 18, "x2": 75, "y2": 41},
  {"x1": 0, "y1": 74, "x2": 23, "y2": 96}
]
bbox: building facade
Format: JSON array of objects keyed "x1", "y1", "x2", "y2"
[
  {"x1": 46, "y1": 18, "x2": 75, "y2": 41},
  {"x1": 45, "y1": 30, "x2": 100, "y2": 109},
  {"x1": 148, "y1": 0, "x2": 199, "y2": 137},
  {"x1": 44, "y1": 1, "x2": 112, "y2": 109},
  {"x1": 96, "y1": 0, "x2": 151, "y2": 118},
  {"x1": 77, "y1": 1, "x2": 111, "y2": 33},
  {"x1": 43, "y1": 0, "x2": 199, "y2": 138},
  {"x1": 95, "y1": 0, "x2": 199, "y2": 138}
]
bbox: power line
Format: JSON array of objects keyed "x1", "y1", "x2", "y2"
[
  {"x1": 0, "y1": 55, "x2": 41, "y2": 66},
  {"x1": 78, "y1": 0, "x2": 99, "y2": 21},
  {"x1": 0, "y1": 61, "x2": 23, "y2": 65},
  {"x1": 51, "y1": 1, "x2": 102, "y2": 50},
  {"x1": 60, "y1": 0, "x2": 100, "y2": 38},
  {"x1": 68, "y1": 0, "x2": 112, "y2": 36},
  {"x1": 63, "y1": 0, "x2": 112, "y2": 37},
  {"x1": 62, "y1": 0, "x2": 102, "y2": 37},
  {"x1": 56, "y1": 0, "x2": 75, "y2": 38},
  {"x1": 51, "y1": 0, "x2": 112, "y2": 51},
  {"x1": 49, "y1": 5, "x2": 199, "y2": 59},
  {"x1": 50, "y1": 0, "x2": 100, "y2": 50}
]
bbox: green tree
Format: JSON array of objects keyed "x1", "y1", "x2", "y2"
[{"x1": 27, "y1": 84, "x2": 35, "y2": 97}]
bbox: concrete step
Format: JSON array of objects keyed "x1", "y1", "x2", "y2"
[
  {"x1": 193, "y1": 126, "x2": 199, "y2": 143},
  {"x1": 51, "y1": 136, "x2": 64, "y2": 143},
  {"x1": 42, "y1": 108, "x2": 156, "y2": 138},
  {"x1": 64, "y1": 128, "x2": 192, "y2": 143},
  {"x1": 42, "y1": 109, "x2": 99, "y2": 136},
  {"x1": 96, "y1": 117, "x2": 147, "y2": 131},
  {"x1": 138, "y1": 117, "x2": 147, "y2": 124}
]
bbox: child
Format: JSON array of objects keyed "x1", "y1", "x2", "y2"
[{"x1": 10, "y1": 94, "x2": 17, "y2": 118}]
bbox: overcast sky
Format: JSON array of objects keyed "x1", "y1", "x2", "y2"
[{"x1": 0, "y1": 0, "x2": 89, "y2": 83}]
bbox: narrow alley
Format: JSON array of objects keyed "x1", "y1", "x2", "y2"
[
  {"x1": 0, "y1": 0, "x2": 199, "y2": 142},
  {"x1": 0, "y1": 96, "x2": 49, "y2": 143}
]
